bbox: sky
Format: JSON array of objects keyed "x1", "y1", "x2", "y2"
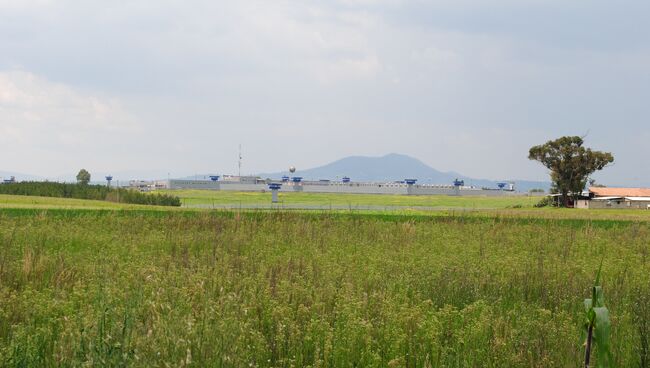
[{"x1": 1, "y1": 0, "x2": 649, "y2": 185}]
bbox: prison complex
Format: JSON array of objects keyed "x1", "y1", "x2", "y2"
[{"x1": 131, "y1": 175, "x2": 520, "y2": 197}]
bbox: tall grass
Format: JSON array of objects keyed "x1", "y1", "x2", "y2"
[{"x1": 0, "y1": 210, "x2": 649, "y2": 366}]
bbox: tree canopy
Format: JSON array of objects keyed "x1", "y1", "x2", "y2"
[
  {"x1": 76, "y1": 169, "x2": 91, "y2": 185},
  {"x1": 528, "y1": 136, "x2": 613, "y2": 207}
]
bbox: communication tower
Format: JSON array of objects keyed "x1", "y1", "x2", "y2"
[{"x1": 238, "y1": 144, "x2": 242, "y2": 177}]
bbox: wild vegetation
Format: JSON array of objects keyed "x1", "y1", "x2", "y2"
[
  {"x1": 1, "y1": 209, "x2": 649, "y2": 367},
  {"x1": 0, "y1": 182, "x2": 180, "y2": 207}
]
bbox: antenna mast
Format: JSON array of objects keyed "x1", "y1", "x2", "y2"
[{"x1": 238, "y1": 144, "x2": 242, "y2": 177}]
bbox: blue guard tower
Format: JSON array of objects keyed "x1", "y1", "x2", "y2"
[
  {"x1": 291, "y1": 177, "x2": 303, "y2": 192},
  {"x1": 453, "y1": 178, "x2": 464, "y2": 196},
  {"x1": 497, "y1": 182, "x2": 514, "y2": 191},
  {"x1": 268, "y1": 183, "x2": 282, "y2": 203},
  {"x1": 342, "y1": 177, "x2": 351, "y2": 183},
  {"x1": 2, "y1": 176, "x2": 16, "y2": 184},
  {"x1": 281, "y1": 176, "x2": 290, "y2": 182},
  {"x1": 105, "y1": 176, "x2": 113, "y2": 188},
  {"x1": 405, "y1": 179, "x2": 417, "y2": 195}
]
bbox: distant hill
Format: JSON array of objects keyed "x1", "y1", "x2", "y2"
[
  {"x1": 259, "y1": 153, "x2": 550, "y2": 192},
  {"x1": 3, "y1": 154, "x2": 551, "y2": 192}
]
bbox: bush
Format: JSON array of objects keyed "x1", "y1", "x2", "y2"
[
  {"x1": 0, "y1": 182, "x2": 180, "y2": 207},
  {"x1": 534, "y1": 196, "x2": 555, "y2": 208}
]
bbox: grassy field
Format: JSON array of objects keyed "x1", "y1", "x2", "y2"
[
  {"x1": 158, "y1": 189, "x2": 541, "y2": 209},
  {"x1": 0, "y1": 194, "x2": 127, "y2": 209},
  {"x1": 1, "y1": 195, "x2": 650, "y2": 366},
  {"x1": 0, "y1": 194, "x2": 172, "y2": 211},
  {"x1": 2, "y1": 193, "x2": 650, "y2": 222}
]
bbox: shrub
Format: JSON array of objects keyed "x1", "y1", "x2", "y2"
[
  {"x1": 534, "y1": 196, "x2": 555, "y2": 208},
  {"x1": 0, "y1": 182, "x2": 180, "y2": 207}
]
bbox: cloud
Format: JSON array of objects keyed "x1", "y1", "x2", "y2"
[
  {"x1": 0, "y1": 70, "x2": 141, "y2": 175},
  {"x1": 0, "y1": 1, "x2": 648, "y2": 184}
]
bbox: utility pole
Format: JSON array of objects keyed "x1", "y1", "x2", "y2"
[{"x1": 238, "y1": 144, "x2": 242, "y2": 177}]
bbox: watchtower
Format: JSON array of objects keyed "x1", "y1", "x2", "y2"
[
  {"x1": 268, "y1": 183, "x2": 282, "y2": 203},
  {"x1": 405, "y1": 179, "x2": 417, "y2": 195},
  {"x1": 291, "y1": 177, "x2": 303, "y2": 192},
  {"x1": 453, "y1": 179, "x2": 464, "y2": 196}
]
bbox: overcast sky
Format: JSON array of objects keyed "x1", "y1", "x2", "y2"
[{"x1": 1, "y1": 0, "x2": 648, "y2": 184}]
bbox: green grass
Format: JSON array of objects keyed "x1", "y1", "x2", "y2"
[
  {"x1": 158, "y1": 189, "x2": 540, "y2": 209},
  {"x1": 0, "y1": 194, "x2": 176, "y2": 210},
  {"x1": 4, "y1": 193, "x2": 650, "y2": 223},
  {"x1": 0, "y1": 194, "x2": 127, "y2": 209},
  {"x1": 1, "y1": 208, "x2": 650, "y2": 367}
]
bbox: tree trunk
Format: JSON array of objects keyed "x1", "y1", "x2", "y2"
[{"x1": 562, "y1": 192, "x2": 570, "y2": 208}]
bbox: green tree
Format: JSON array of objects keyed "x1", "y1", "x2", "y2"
[
  {"x1": 528, "y1": 136, "x2": 613, "y2": 207},
  {"x1": 76, "y1": 169, "x2": 91, "y2": 185}
]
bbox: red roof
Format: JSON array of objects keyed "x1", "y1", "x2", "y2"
[{"x1": 590, "y1": 187, "x2": 650, "y2": 197}]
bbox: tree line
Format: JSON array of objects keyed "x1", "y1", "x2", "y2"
[{"x1": 0, "y1": 181, "x2": 181, "y2": 207}]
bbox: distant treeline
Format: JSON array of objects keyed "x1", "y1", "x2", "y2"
[{"x1": 0, "y1": 182, "x2": 181, "y2": 207}]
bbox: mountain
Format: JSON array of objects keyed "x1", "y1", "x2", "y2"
[
  {"x1": 2, "y1": 154, "x2": 551, "y2": 192},
  {"x1": 259, "y1": 153, "x2": 550, "y2": 192}
]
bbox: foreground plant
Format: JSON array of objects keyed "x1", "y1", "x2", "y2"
[{"x1": 583, "y1": 261, "x2": 612, "y2": 367}]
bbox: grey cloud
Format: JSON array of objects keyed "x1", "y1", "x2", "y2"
[{"x1": 0, "y1": 0, "x2": 648, "y2": 184}]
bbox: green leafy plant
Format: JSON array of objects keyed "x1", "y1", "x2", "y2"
[
  {"x1": 583, "y1": 260, "x2": 612, "y2": 367},
  {"x1": 534, "y1": 196, "x2": 555, "y2": 208}
]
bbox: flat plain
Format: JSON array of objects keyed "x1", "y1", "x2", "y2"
[
  {"x1": 157, "y1": 189, "x2": 541, "y2": 209},
  {"x1": 1, "y1": 193, "x2": 649, "y2": 367}
]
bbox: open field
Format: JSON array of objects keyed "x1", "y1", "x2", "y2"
[
  {"x1": 1, "y1": 204, "x2": 650, "y2": 367},
  {"x1": 153, "y1": 191, "x2": 650, "y2": 222},
  {"x1": 0, "y1": 194, "x2": 172, "y2": 211},
  {"x1": 158, "y1": 189, "x2": 541, "y2": 209},
  {"x1": 0, "y1": 194, "x2": 127, "y2": 209},
  {"x1": 2, "y1": 193, "x2": 650, "y2": 222}
]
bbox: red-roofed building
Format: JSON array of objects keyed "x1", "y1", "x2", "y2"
[
  {"x1": 575, "y1": 187, "x2": 650, "y2": 209},
  {"x1": 589, "y1": 187, "x2": 650, "y2": 197}
]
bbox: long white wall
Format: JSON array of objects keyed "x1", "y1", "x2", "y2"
[{"x1": 187, "y1": 181, "x2": 522, "y2": 196}]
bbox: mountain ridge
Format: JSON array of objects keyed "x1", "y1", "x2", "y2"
[
  {"x1": 258, "y1": 153, "x2": 550, "y2": 192},
  {"x1": 3, "y1": 154, "x2": 551, "y2": 192}
]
